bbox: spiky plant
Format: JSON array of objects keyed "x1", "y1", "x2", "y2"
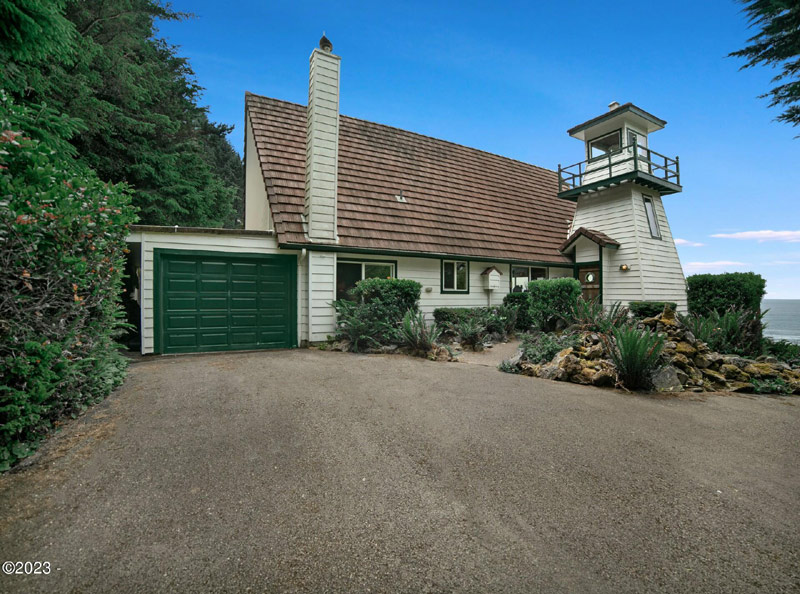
[
  {"x1": 603, "y1": 326, "x2": 666, "y2": 390},
  {"x1": 397, "y1": 310, "x2": 443, "y2": 352}
]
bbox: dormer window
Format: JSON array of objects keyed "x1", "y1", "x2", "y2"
[{"x1": 588, "y1": 130, "x2": 621, "y2": 160}]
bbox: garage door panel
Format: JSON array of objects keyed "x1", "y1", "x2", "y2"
[{"x1": 157, "y1": 251, "x2": 296, "y2": 353}]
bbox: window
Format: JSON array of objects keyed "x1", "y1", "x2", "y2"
[
  {"x1": 511, "y1": 266, "x2": 547, "y2": 292},
  {"x1": 627, "y1": 129, "x2": 649, "y2": 172},
  {"x1": 588, "y1": 130, "x2": 621, "y2": 160},
  {"x1": 336, "y1": 260, "x2": 395, "y2": 300},
  {"x1": 642, "y1": 195, "x2": 661, "y2": 239},
  {"x1": 442, "y1": 260, "x2": 468, "y2": 292}
]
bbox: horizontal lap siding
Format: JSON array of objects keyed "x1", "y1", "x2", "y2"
[{"x1": 129, "y1": 232, "x2": 298, "y2": 354}]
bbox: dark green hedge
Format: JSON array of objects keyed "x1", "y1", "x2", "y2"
[
  {"x1": 502, "y1": 292, "x2": 533, "y2": 330},
  {"x1": 528, "y1": 278, "x2": 582, "y2": 331},
  {"x1": 687, "y1": 272, "x2": 766, "y2": 316},
  {"x1": 349, "y1": 278, "x2": 422, "y2": 322},
  {"x1": 0, "y1": 94, "x2": 137, "y2": 470},
  {"x1": 628, "y1": 301, "x2": 678, "y2": 319}
]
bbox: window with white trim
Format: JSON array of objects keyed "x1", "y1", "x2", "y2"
[
  {"x1": 442, "y1": 260, "x2": 468, "y2": 292},
  {"x1": 336, "y1": 260, "x2": 395, "y2": 301},
  {"x1": 511, "y1": 266, "x2": 547, "y2": 292},
  {"x1": 642, "y1": 195, "x2": 661, "y2": 239},
  {"x1": 588, "y1": 130, "x2": 621, "y2": 160}
]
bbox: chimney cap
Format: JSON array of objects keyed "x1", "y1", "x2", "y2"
[
  {"x1": 319, "y1": 33, "x2": 333, "y2": 52},
  {"x1": 608, "y1": 101, "x2": 621, "y2": 111}
]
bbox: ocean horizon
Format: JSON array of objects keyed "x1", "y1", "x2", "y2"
[{"x1": 762, "y1": 299, "x2": 800, "y2": 344}]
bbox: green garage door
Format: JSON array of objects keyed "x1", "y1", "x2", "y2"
[{"x1": 155, "y1": 250, "x2": 297, "y2": 354}]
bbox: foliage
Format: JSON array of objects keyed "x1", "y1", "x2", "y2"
[
  {"x1": 331, "y1": 300, "x2": 393, "y2": 352},
  {"x1": 527, "y1": 278, "x2": 582, "y2": 331},
  {"x1": 397, "y1": 310, "x2": 443, "y2": 353},
  {"x1": 687, "y1": 272, "x2": 766, "y2": 317},
  {"x1": 486, "y1": 305, "x2": 518, "y2": 338},
  {"x1": 432, "y1": 305, "x2": 517, "y2": 340},
  {"x1": 762, "y1": 337, "x2": 800, "y2": 363},
  {"x1": 520, "y1": 332, "x2": 580, "y2": 364},
  {"x1": 2, "y1": 0, "x2": 243, "y2": 227},
  {"x1": 350, "y1": 278, "x2": 422, "y2": 323},
  {"x1": 567, "y1": 298, "x2": 629, "y2": 333},
  {"x1": 751, "y1": 377, "x2": 792, "y2": 395},
  {"x1": 679, "y1": 307, "x2": 765, "y2": 356},
  {"x1": 498, "y1": 359, "x2": 520, "y2": 374},
  {"x1": 628, "y1": 301, "x2": 678, "y2": 319},
  {"x1": 603, "y1": 326, "x2": 665, "y2": 390},
  {"x1": 729, "y1": 0, "x2": 800, "y2": 130},
  {"x1": 502, "y1": 292, "x2": 533, "y2": 331},
  {"x1": 432, "y1": 307, "x2": 476, "y2": 328},
  {"x1": 0, "y1": 95, "x2": 136, "y2": 470},
  {"x1": 454, "y1": 317, "x2": 488, "y2": 351}
]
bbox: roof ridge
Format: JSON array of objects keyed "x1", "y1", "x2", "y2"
[{"x1": 245, "y1": 91, "x2": 557, "y2": 176}]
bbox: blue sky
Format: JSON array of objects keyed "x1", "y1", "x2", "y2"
[{"x1": 158, "y1": 0, "x2": 799, "y2": 298}]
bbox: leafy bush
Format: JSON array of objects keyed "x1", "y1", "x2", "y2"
[
  {"x1": 498, "y1": 359, "x2": 520, "y2": 374},
  {"x1": 751, "y1": 378, "x2": 791, "y2": 395},
  {"x1": 520, "y1": 332, "x2": 580, "y2": 364},
  {"x1": 502, "y1": 292, "x2": 533, "y2": 331},
  {"x1": 454, "y1": 317, "x2": 488, "y2": 351},
  {"x1": 397, "y1": 310, "x2": 442, "y2": 353},
  {"x1": 432, "y1": 307, "x2": 476, "y2": 327},
  {"x1": 603, "y1": 326, "x2": 665, "y2": 390},
  {"x1": 628, "y1": 301, "x2": 678, "y2": 319},
  {"x1": 0, "y1": 94, "x2": 136, "y2": 470},
  {"x1": 349, "y1": 277, "x2": 422, "y2": 323},
  {"x1": 679, "y1": 307, "x2": 765, "y2": 356},
  {"x1": 762, "y1": 337, "x2": 800, "y2": 364},
  {"x1": 432, "y1": 306, "x2": 517, "y2": 340},
  {"x1": 687, "y1": 272, "x2": 766, "y2": 317},
  {"x1": 527, "y1": 278, "x2": 582, "y2": 331},
  {"x1": 568, "y1": 298, "x2": 629, "y2": 333},
  {"x1": 485, "y1": 305, "x2": 518, "y2": 338},
  {"x1": 332, "y1": 300, "x2": 394, "y2": 352}
]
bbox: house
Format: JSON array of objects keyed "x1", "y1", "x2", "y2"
[{"x1": 126, "y1": 36, "x2": 687, "y2": 355}]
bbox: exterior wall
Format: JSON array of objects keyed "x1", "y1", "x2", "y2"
[
  {"x1": 305, "y1": 48, "x2": 340, "y2": 243},
  {"x1": 243, "y1": 114, "x2": 271, "y2": 231},
  {"x1": 574, "y1": 236, "x2": 599, "y2": 263},
  {"x1": 570, "y1": 184, "x2": 687, "y2": 311},
  {"x1": 127, "y1": 231, "x2": 298, "y2": 354},
  {"x1": 305, "y1": 252, "x2": 573, "y2": 340}
]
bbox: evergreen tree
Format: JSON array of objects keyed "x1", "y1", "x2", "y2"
[{"x1": 730, "y1": 0, "x2": 800, "y2": 131}]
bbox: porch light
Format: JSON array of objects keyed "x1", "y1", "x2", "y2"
[{"x1": 620, "y1": 264, "x2": 630, "y2": 272}]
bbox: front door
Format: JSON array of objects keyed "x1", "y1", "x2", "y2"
[{"x1": 577, "y1": 266, "x2": 600, "y2": 302}]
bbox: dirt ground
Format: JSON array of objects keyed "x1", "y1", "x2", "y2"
[{"x1": 1, "y1": 349, "x2": 798, "y2": 593}]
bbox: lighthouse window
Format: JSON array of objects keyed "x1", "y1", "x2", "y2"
[
  {"x1": 643, "y1": 195, "x2": 662, "y2": 239},
  {"x1": 588, "y1": 130, "x2": 621, "y2": 160}
]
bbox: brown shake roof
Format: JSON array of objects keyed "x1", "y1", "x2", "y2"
[{"x1": 246, "y1": 92, "x2": 575, "y2": 264}]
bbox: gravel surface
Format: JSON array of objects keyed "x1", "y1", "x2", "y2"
[{"x1": 1, "y1": 349, "x2": 798, "y2": 593}]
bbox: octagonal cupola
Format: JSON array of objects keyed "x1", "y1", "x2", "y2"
[{"x1": 557, "y1": 102, "x2": 681, "y2": 200}]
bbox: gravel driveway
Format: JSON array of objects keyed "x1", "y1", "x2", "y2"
[{"x1": 1, "y1": 349, "x2": 798, "y2": 593}]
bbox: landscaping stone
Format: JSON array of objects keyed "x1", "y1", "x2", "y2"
[{"x1": 651, "y1": 366, "x2": 683, "y2": 392}]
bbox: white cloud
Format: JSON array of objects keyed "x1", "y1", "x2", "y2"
[
  {"x1": 674, "y1": 238, "x2": 705, "y2": 247},
  {"x1": 683, "y1": 261, "x2": 749, "y2": 274},
  {"x1": 711, "y1": 230, "x2": 800, "y2": 243}
]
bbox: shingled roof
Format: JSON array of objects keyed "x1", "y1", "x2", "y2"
[{"x1": 246, "y1": 92, "x2": 575, "y2": 264}]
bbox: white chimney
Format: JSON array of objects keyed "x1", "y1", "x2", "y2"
[
  {"x1": 305, "y1": 35, "x2": 340, "y2": 243},
  {"x1": 608, "y1": 101, "x2": 620, "y2": 111}
]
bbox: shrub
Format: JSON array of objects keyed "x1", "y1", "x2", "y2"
[
  {"x1": 349, "y1": 277, "x2": 422, "y2": 324},
  {"x1": 687, "y1": 272, "x2": 766, "y2": 317},
  {"x1": 454, "y1": 317, "x2": 488, "y2": 350},
  {"x1": 432, "y1": 307, "x2": 476, "y2": 328},
  {"x1": 332, "y1": 300, "x2": 394, "y2": 352},
  {"x1": 603, "y1": 326, "x2": 665, "y2": 390},
  {"x1": 485, "y1": 305, "x2": 518, "y2": 338},
  {"x1": 628, "y1": 301, "x2": 678, "y2": 319},
  {"x1": 751, "y1": 378, "x2": 791, "y2": 395},
  {"x1": 568, "y1": 298, "x2": 629, "y2": 333},
  {"x1": 762, "y1": 337, "x2": 800, "y2": 364},
  {"x1": 679, "y1": 307, "x2": 764, "y2": 356},
  {"x1": 527, "y1": 278, "x2": 582, "y2": 331},
  {"x1": 520, "y1": 332, "x2": 580, "y2": 364},
  {"x1": 502, "y1": 292, "x2": 533, "y2": 331},
  {"x1": 0, "y1": 94, "x2": 136, "y2": 470},
  {"x1": 498, "y1": 359, "x2": 520, "y2": 374},
  {"x1": 397, "y1": 310, "x2": 443, "y2": 353}
]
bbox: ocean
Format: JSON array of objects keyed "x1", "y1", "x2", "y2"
[{"x1": 762, "y1": 299, "x2": 800, "y2": 344}]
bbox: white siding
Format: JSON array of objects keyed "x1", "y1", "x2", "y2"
[
  {"x1": 128, "y1": 231, "x2": 298, "y2": 354},
  {"x1": 574, "y1": 236, "x2": 599, "y2": 263},
  {"x1": 308, "y1": 251, "x2": 336, "y2": 342},
  {"x1": 570, "y1": 184, "x2": 687, "y2": 311},
  {"x1": 243, "y1": 114, "x2": 271, "y2": 231}
]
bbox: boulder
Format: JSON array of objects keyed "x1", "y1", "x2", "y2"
[
  {"x1": 720, "y1": 363, "x2": 750, "y2": 383},
  {"x1": 675, "y1": 342, "x2": 697, "y2": 357},
  {"x1": 743, "y1": 362, "x2": 779, "y2": 379},
  {"x1": 591, "y1": 368, "x2": 616, "y2": 387},
  {"x1": 670, "y1": 353, "x2": 692, "y2": 371},
  {"x1": 650, "y1": 366, "x2": 684, "y2": 393},
  {"x1": 693, "y1": 353, "x2": 711, "y2": 369},
  {"x1": 701, "y1": 368, "x2": 728, "y2": 388}
]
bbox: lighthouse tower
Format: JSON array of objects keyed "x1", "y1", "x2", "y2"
[{"x1": 557, "y1": 102, "x2": 687, "y2": 311}]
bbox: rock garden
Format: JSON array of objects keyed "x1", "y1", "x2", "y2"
[{"x1": 325, "y1": 272, "x2": 800, "y2": 395}]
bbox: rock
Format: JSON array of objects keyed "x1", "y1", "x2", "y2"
[
  {"x1": 519, "y1": 362, "x2": 541, "y2": 377},
  {"x1": 727, "y1": 381, "x2": 754, "y2": 393},
  {"x1": 722, "y1": 355, "x2": 751, "y2": 369},
  {"x1": 650, "y1": 366, "x2": 684, "y2": 392},
  {"x1": 670, "y1": 353, "x2": 692, "y2": 371},
  {"x1": 684, "y1": 331, "x2": 697, "y2": 345},
  {"x1": 675, "y1": 369, "x2": 689, "y2": 385},
  {"x1": 757, "y1": 355, "x2": 778, "y2": 364},
  {"x1": 641, "y1": 316, "x2": 659, "y2": 328},
  {"x1": 591, "y1": 368, "x2": 616, "y2": 387},
  {"x1": 379, "y1": 344, "x2": 399, "y2": 354},
  {"x1": 507, "y1": 350, "x2": 523, "y2": 368},
  {"x1": 664, "y1": 341, "x2": 677, "y2": 350},
  {"x1": 720, "y1": 363, "x2": 749, "y2": 382},
  {"x1": 707, "y1": 352, "x2": 724, "y2": 366},
  {"x1": 693, "y1": 353, "x2": 711, "y2": 369},
  {"x1": 539, "y1": 348, "x2": 579, "y2": 381},
  {"x1": 701, "y1": 368, "x2": 728, "y2": 388},
  {"x1": 585, "y1": 343, "x2": 605, "y2": 360},
  {"x1": 675, "y1": 342, "x2": 697, "y2": 357},
  {"x1": 743, "y1": 362, "x2": 779, "y2": 379}
]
